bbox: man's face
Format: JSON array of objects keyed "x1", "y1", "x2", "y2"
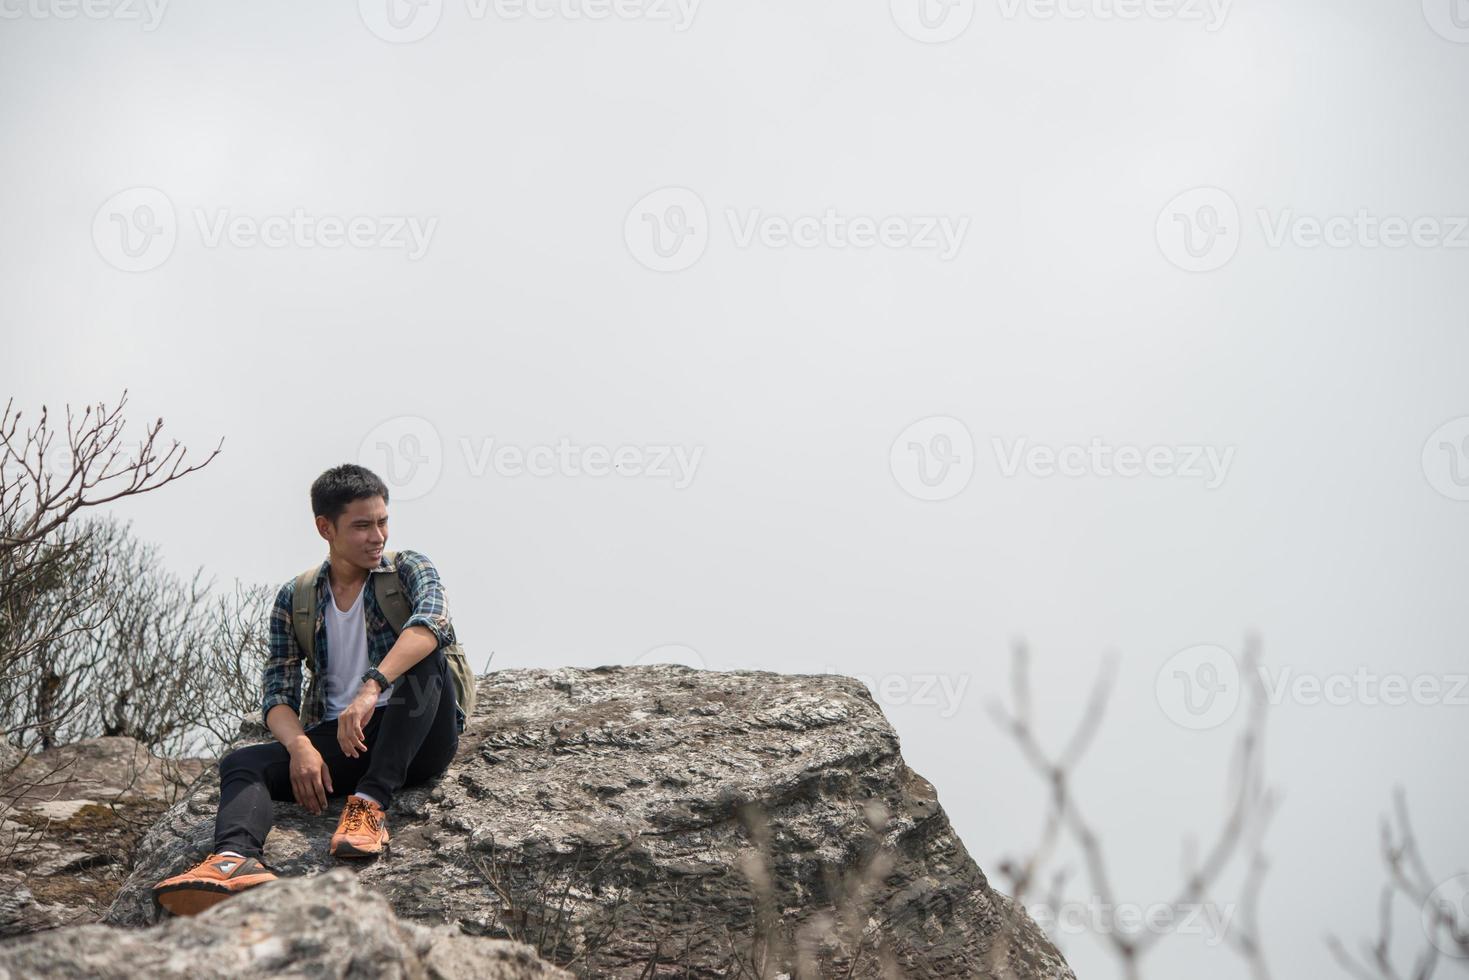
[{"x1": 319, "y1": 496, "x2": 388, "y2": 569}]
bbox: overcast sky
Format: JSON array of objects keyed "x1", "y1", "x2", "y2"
[{"x1": 4, "y1": 1, "x2": 1468, "y2": 976}]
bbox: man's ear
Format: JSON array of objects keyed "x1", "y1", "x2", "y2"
[{"x1": 315, "y1": 514, "x2": 333, "y2": 542}]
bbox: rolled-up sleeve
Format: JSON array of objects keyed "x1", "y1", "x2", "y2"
[
  {"x1": 261, "y1": 581, "x2": 304, "y2": 727},
  {"x1": 397, "y1": 550, "x2": 456, "y2": 651}
]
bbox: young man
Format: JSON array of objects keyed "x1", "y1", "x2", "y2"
[{"x1": 152, "y1": 465, "x2": 462, "y2": 916}]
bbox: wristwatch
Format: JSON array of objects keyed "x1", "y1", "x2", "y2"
[{"x1": 361, "y1": 666, "x2": 391, "y2": 691}]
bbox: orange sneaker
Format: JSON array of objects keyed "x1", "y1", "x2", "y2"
[
  {"x1": 329, "y1": 795, "x2": 390, "y2": 858},
  {"x1": 152, "y1": 852, "x2": 279, "y2": 916}
]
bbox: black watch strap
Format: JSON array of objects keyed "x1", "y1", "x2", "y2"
[{"x1": 362, "y1": 666, "x2": 391, "y2": 689}]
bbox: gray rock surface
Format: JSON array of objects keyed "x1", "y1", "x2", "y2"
[
  {"x1": 0, "y1": 866, "x2": 569, "y2": 979},
  {"x1": 106, "y1": 666, "x2": 1074, "y2": 979},
  {"x1": 0, "y1": 736, "x2": 209, "y2": 936}
]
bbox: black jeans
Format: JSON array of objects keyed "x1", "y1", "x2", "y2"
[{"x1": 214, "y1": 644, "x2": 459, "y2": 860}]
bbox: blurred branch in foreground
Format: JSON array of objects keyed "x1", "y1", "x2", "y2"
[
  {"x1": 1328, "y1": 788, "x2": 1469, "y2": 980},
  {"x1": 989, "y1": 637, "x2": 1277, "y2": 980}
]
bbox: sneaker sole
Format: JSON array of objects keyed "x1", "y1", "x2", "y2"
[
  {"x1": 153, "y1": 879, "x2": 271, "y2": 916},
  {"x1": 330, "y1": 838, "x2": 390, "y2": 859}
]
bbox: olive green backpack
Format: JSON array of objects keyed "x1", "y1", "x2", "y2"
[{"x1": 292, "y1": 550, "x2": 476, "y2": 733}]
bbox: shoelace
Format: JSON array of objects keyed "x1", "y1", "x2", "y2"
[{"x1": 340, "y1": 798, "x2": 379, "y2": 834}]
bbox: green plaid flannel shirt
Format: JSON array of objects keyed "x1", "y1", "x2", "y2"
[{"x1": 261, "y1": 549, "x2": 462, "y2": 733}]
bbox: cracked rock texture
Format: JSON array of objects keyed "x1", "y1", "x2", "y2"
[
  {"x1": 105, "y1": 666, "x2": 1074, "y2": 979},
  {"x1": 0, "y1": 866, "x2": 569, "y2": 979},
  {"x1": 1, "y1": 736, "x2": 209, "y2": 936}
]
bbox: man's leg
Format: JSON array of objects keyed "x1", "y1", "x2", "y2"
[
  {"x1": 214, "y1": 720, "x2": 370, "y2": 859},
  {"x1": 353, "y1": 645, "x2": 459, "y2": 811},
  {"x1": 154, "y1": 719, "x2": 373, "y2": 915}
]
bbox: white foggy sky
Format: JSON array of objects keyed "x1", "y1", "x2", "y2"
[{"x1": 3, "y1": 1, "x2": 1468, "y2": 977}]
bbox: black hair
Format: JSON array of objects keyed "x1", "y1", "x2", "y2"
[{"x1": 310, "y1": 464, "x2": 390, "y2": 523}]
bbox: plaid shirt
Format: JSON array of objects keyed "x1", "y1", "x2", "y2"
[{"x1": 261, "y1": 548, "x2": 462, "y2": 733}]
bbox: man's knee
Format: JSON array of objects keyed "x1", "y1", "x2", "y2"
[
  {"x1": 404, "y1": 645, "x2": 447, "y2": 675},
  {"x1": 391, "y1": 652, "x2": 448, "y2": 712},
  {"x1": 220, "y1": 742, "x2": 281, "y2": 779}
]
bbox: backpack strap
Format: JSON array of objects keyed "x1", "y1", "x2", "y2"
[
  {"x1": 373, "y1": 549, "x2": 412, "y2": 635},
  {"x1": 292, "y1": 565, "x2": 320, "y2": 670}
]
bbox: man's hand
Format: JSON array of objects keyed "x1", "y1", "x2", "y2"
[
  {"x1": 288, "y1": 739, "x2": 333, "y2": 815},
  {"x1": 336, "y1": 682, "x2": 380, "y2": 759}
]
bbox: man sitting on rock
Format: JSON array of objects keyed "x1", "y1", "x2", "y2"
[{"x1": 152, "y1": 464, "x2": 462, "y2": 916}]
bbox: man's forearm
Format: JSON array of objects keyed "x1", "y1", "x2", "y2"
[
  {"x1": 374, "y1": 624, "x2": 438, "y2": 685},
  {"x1": 266, "y1": 703, "x2": 311, "y2": 754}
]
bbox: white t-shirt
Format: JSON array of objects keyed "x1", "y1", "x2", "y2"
[{"x1": 323, "y1": 578, "x2": 393, "y2": 722}]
